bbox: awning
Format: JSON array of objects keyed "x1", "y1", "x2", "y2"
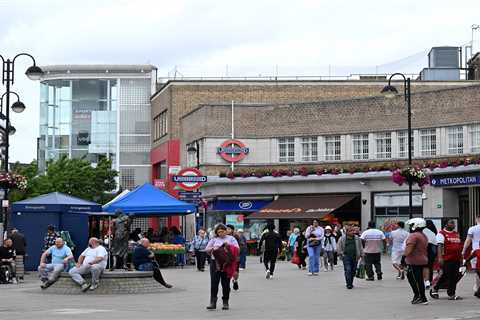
[{"x1": 248, "y1": 194, "x2": 356, "y2": 219}]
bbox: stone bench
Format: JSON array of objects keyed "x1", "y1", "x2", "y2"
[{"x1": 43, "y1": 270, "x2": 168, "y2": 294}]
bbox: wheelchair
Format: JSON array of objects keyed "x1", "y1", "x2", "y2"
[{"x1": 0, "y1": 263, "x2": 14, "y2": 284}]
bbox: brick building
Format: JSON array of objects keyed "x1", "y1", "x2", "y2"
[{"x1": 151, "y1": 79, "x2": 480, "y2": 237}]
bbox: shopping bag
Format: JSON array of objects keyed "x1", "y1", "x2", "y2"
[
  {"x1": 355, "y1": 259, "x2": 365, "y2": 279},
  {"x1": 291, "y1": 250, "x2": 300, "y2": 265}
]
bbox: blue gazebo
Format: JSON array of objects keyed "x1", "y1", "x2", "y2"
[
  {"x1": 103, "y1": 183, "x2": 196, "y2": 215},
  {"x1": 11, "y1": 192, "x2": 102, "y2": 270}
]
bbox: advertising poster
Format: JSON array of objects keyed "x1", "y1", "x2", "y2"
[{"x1": 225, "y1": 214, "x2": 244, "y2": 230}]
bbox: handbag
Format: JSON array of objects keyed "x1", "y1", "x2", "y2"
[
  {"x1": 212, "y1": 244, "x2": 233, "y2": 271},
  {"x1": 308, "y1": 239, "x2": 321, "y2": 247},
  {"x1": 291, "y1": 250, "x2": 300, "y2": 265}
]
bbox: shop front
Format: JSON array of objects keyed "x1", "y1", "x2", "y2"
[
  {"x1": 424, "y1": 170, "x2": 480, "y2": 238},
  {"x1": 206, "y1": 198, "x2": 273, "y2": 239},
  {"x1": 248, "y1": 194, "x2": 361, "y2": 238}
]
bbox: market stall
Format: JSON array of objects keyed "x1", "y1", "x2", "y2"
[{"x1": 103, "y1": 183, "x2": 195, "y2": 267}]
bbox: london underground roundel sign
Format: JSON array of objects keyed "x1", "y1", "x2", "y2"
[
  {"x1": 172, "y1": 167, "x2": 207, "y2": 191},
  {"x1": 217, "y1": 139, "x2": 249, "y2": 162}
]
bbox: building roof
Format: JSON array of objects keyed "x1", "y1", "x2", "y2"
[{"x1": 40, "y1": 64, "x2": 157, "y2": 80}]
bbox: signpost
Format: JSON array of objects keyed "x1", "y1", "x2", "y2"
[{"x1": 172, "y1": 167, "x2": 207, "y2": 191}]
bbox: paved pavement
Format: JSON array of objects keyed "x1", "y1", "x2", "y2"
[{"x1": 1, "y1": 257, "x2": 479, "y2": 320}]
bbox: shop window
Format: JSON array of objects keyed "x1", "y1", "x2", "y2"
[
  {"x1": 420, "y1": 128, "x2": 436, "y2": 156},
  {"x1": 470, "y1": 124, "x2": 480, "y2": 153},
  {"x1": 448, "y1": 126, "x2": 463, "y2": 155},
  {"x1": 301, "y1": 137, "x2": 318, "y2": 162},
  {"x1": 397, "y1": 131, "x2": 414, "y2": 158},
  {"x1": 324, "y1": 135, "x2": 341, "y2": 161},
  {"x1": 352, "y1": 134, "x2": 369, "y2": 160},
  {"x1": 278, "y1": 137, "x2": 295, "y2": 162},
  {"x1": 375, "y1": 132, "x2": 391, "y2": 159}
]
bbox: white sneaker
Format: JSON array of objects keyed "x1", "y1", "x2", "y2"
[
  {"x1": 324, "y1": 268, "x2": 329, "y2": 272},
  {"x1": 239, "y1": 268, "x2": 245, "y2": 271},
  {"x1": 269, "y1": 274, "x2": 274, "y2": 279},
  {"x1": 307, "y1": 272, "x2": 314, "y2": 276},
  {"x1": 424, "y1": 280, "x2": 430, "y2": 289}
]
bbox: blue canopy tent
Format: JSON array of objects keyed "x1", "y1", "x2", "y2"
[
  {"x1": 11, "y1": 192, "x2": 103, "y2": 271},
  {"x1": 103, "y1": 183, "x2": 196, "y2": 215}
]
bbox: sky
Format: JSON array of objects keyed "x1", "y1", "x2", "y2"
[{"x1": 0, "y1": 0, "x2": 480, "y2": 163}]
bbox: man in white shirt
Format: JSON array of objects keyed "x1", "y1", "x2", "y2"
[
  {"x1": 69, "y1": 237, "x2": 107, "y2": 292},
  {"x1": 462, "y1": 215, "x2": 480, "y2": 294},
  {"x1": 390, "y1": 221, "x2": 409, "y2": 280},
  {"x1": 360, "y1": 221, "x2": 386, "y2": 281}
]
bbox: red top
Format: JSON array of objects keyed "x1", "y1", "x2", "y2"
[
  {"x1": 405, "y1": 232, "x2": 428, "y2": 266},
  {"x1": 471, "y1": 249, "x2": 480, "y2": 270},
  {"x1": 438, "y1": 229, "x2": 463, "y2": 262}
]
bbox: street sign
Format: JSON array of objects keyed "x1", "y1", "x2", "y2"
[
  {"x1": 172, "y1": 167, "x2": 207, "y2": 191},
  {"x1": 179, "y1": 191, "x2": 202, "y2": 197}
]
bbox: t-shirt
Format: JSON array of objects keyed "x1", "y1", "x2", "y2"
[
  {"x1": 423, "y1": 229, "x2": 438, "y2": 245},
  {"x1": 391, "y1": 228, "x2": 409, "y2": 252},
  {"x1": 0, "y1": 246, "x2": 15, "y2": 260},
  {"x1": 405, "y1": 232, "x2": 428, "y2": 266},
  {"x1": 133, "y1": 245, "x2": 152, "y2": 268},
  {"x1": 344, "y1": 236, "x2": 357, "y2": 259},
  {"x1": 360, "y1": 229, "x2": 386, "y2": 254},
  {"x1": 436, "y1": 230, "x2": 463, "y2": 262},
  {"x1": 47, "y1": 245, "x2": 72, "y2": 265},
  {"x1": 81, "y1": 245, "x2": 108, "y2": 268},
  {"x1": 467, "y1": 224, "x2": 480, "y2": 251}
]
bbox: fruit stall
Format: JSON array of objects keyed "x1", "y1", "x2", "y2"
[{"x1": 148, "y1": 243, "x2": 186, "y2": 254}]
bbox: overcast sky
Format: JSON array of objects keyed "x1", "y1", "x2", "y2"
[{"x1": 1, "y1": 0, "x2": 479, "y2": 163}]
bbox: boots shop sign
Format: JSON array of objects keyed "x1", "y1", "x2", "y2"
[{"x1": 217, "y1": 139, "x2": 249, "y2": 163}]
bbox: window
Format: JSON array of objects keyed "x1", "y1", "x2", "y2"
[
  {"x1": 325, "y1": 135, "x2": 341, "y2": 161},
  {"x1": 447, "y1": 126, "x2": 463, "y2": 155},
  {"x1": 153, "y1": 110, "x2": 167, "y2": 141},
  {"x1": 301, "y1": 137, "x2": 318, "y2": 161},
  {"x1": 470, "y1": 124, "x2": 480, "y2": 153},
  {"x1": 352, "y1": 134, "x2": 369, "y2": 160},
  {"x1": 375, "y1": 132, "x2": 391, "y2": 159},
  {"x1": 398, "y1": 131, "x2": 414, "y2": 158},
  {"x1": 278, "y1": 137, "x2": 295, "y2": 162},
  {"x1": 420, "y1": 129, "x2": 436, "y2": 156},
  {"x1": 155, "y1": 161, "x2": 167, "y2": 179}
]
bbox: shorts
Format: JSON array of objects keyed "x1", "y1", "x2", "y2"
[{"x1": 391, "y1": 250, "x2": 403, "y2": 265}]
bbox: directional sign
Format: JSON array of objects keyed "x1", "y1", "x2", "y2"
[
  {"x1": 173, "y1": 167, "x2": 207, "y2": 191},
  {"x1": 178, "y1": 191, "x2": 202, "y2": 197}
]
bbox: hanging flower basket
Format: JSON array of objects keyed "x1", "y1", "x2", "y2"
[
  {"x1": 392, "y1": 166, "x2": 429, "y2": 189},
  {"x1": 0, "y1": 173, "x2": 28, "y2": 191}
]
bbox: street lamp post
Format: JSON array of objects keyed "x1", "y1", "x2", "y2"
[
  {"x1": 0, "y1": 53, "x2": 43, "y2": 229},
  {"x1": 381, "y1": 73, "x2": 414, "y2": 219}
]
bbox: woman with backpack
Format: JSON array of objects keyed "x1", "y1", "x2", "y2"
[{"x1": 205, "y1": 224, "x2": 239, "y2": 311}]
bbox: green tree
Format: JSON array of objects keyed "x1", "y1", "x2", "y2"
[{"x1": 10, "y1": 156, "x2": 118, "y2": 204}]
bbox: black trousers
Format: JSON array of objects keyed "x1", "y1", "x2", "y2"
[
  {"x1": 264, "y1": 250, "x2": 277, "y2": 274},
  {"x1": 364, "y1": 253, "x2": 382, "y2": 279},
  {"x1": 194, "y1": 250, "x2": 207, "y2": 270},
  {"x1": 210, "y1": 261, "x2": 230, "y2": 301},
  {"x1": 407, "y1": 265, "x2": 427, "y2": 300},
  {"x1": 434, "y1": 260, "x2": 460, "y2": 297},
  {"x1": 298, "y1": 251, "x2": 307, "y2": 268}
]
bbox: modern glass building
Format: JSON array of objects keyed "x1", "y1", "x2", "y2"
[{"x1": 38, "y1": 65, "x2": 157, "y2": 189}]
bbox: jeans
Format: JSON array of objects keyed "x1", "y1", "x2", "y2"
[
  {"x1": 286, "y1": 246, "x2": 294, "y2": 261},
  {"x1": 342, "y1": 255, "x2": 357, "y2": 287},
  {"x1": 307, "y1": 245, "x2": 321, "y2": 273},
  {"x1": 264, "y1": 250, "x2": 277, "y2": 275},
  {"x1": 407, "y1": 265, "x2": 427, "y2": 301},
  {"x1": 210, "y1": 260, "x2": 230, "y2": 302},
  {"x1": 69, "y1": 264, "x2": 105, "y2": 285},
  {"x1": 38, "y1": 263, "x2": 64, "y2": 282},
  {"x1": 176, "y1": 253, "x2": 185, "y2": 266},
  {"x1": 138, "y1": 262, "x2": 153, "y2": 271},
  {"x1": 194, "y1": 250, "x2": 207, "y2": 270},
  {"x1": 239, "y1": 251, "x2": 247, "y2": 269},
  {"x1": 434, "y1": 260, "x2": 460, "y2": 297},
  {"x1": 364, "y1": 253, "x2": 382, "y2": 279}
]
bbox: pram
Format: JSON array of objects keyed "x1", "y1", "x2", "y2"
[
  {"x1": 0, "y1": 263, "x2": 14, "y2": 284},
  {"x1": 429, "y1": 266, "x2": 466, "y2": 299}
]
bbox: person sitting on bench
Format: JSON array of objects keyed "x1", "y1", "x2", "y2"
[
  {"x1": 69, "y1": 237, "x2": 107, "y2": 292},
  {"x1": 38, "y1": 238, "x2": 74, "y2": 289},
  {"x1": 133, "y1": 238, "x2": 172, "y2": 288}
]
